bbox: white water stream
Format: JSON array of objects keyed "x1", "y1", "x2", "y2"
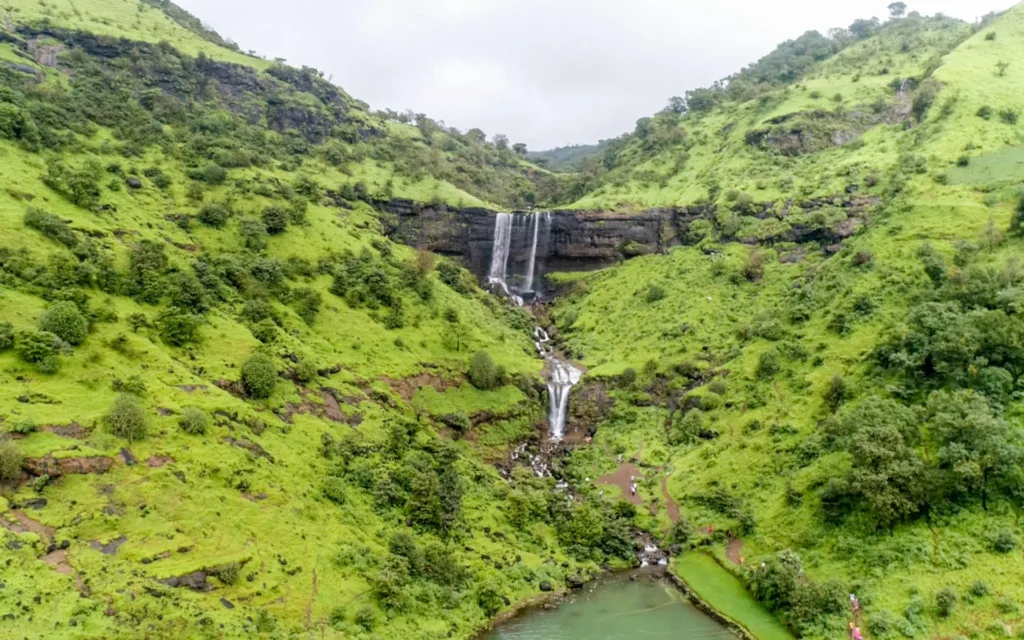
[{"x1": 487, "y1": 213, "x2": 580, "y2": 442}]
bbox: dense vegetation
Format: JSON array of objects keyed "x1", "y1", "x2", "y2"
[
  {"x1": 548, "y1": 4, "x2": 1024, "y2": 640},
  {"x1": 0, "y1": 1, "x2": 629, "y2": 638}
]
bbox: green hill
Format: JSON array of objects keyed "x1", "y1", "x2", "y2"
[
  {"x1": 4, "y1": 1, "x2": 1024, "y2": 639},
  {"x1": 0, "y1": 1, "x2": 637, "y2": 638},
  {"x1": 548, "y1": 4, "x2": 1024, "y2": 639}
]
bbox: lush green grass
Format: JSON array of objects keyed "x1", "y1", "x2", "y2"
[{"x1": 674, "y1": 552, "x2": 795, "y2": 640}]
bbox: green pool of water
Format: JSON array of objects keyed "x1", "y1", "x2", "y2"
[{"x1": 479, "y1": 573, "x2": 736, "y2": 639}]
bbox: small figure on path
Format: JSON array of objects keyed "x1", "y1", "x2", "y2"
[
  {"x1": 630, "y1": 482, "x2": 637, "y2": 496},
  {"x1": 853, "y1": 626, "x2": 862, "y2": 640}
]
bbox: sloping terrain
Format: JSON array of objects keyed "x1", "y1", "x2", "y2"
[
  {"x1": 551, "y1": 5, "x2": 1024, "y2": 640},
  {"x1": 0, "y1": 2, "x2": 642, "y2": 639}
]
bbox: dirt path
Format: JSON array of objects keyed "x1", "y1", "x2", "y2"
[
  {"x1": 726, "y1": 537, "x2": 744, "y2": 564},
  {"x1": 660, "y1": 475, "x2": 680, "y2": 523},
  {"x1": 596, "y1": 463, "x2": 643, "y2": 506}
]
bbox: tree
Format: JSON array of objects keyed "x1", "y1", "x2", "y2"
[
  {"x1": 512, "y1": 142, "x2": 528, "y2": 157},
  {"x1": 242, "y1": 352, "x2": 278, "y2": 399},
  {"x1": 261, "y1": 206, "x2": 288, "y2": 235},
  {"x1": 0, "y1": 441, "x2": 24, "y2": 481},
  {"x1": 438, "y1": 466, "x2": 463, "y2": 538},
  {"x1": 980, "y1": 214, "x2": 1004, "y2": 252},
  {"x1": 467, "y1": 351, "x2": 503, "y2": 390},
  {"x1": 888, "y1": 2, "x2": 908, "y2": 19},
  {"x1": 39, "y1": 302, "x2": 88, "y2": 346},
  {"x1": 104, "y1": 393, "x2": 149, "y2": 442},
  {"x1": 666, "y1": 96, "x2": 688, "y2": 114},
  {"x1": 849, "y1": 18, "x2": 880, "y2": 39},
  {"x1": 822, "y1": 375, "x2": 849, "y2": 412}
]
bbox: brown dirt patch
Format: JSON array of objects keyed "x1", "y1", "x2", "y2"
[
  {"x1": 176, "y1": 384, "x2": 208, "y2": 392},
  {"x1": 1, "y1": 510, "x2": 56, "y2": 538},
  {"x1": 661, "y1": 475, "x2": 680, "y2": 523},
  {"x1": 44, "y1": 422, "x2": 89, "y2": 439},
  {"x1": 42, "y1": 549, "x2": 72, "y2": 574},
  {"x1": 596, "y1": 464, "x2": 644, "y2": 506},
  {"x1": 146, "y1": 455, "x2": 175, "y2": 468},
  {"x1": 726, "y1": 537, "x2": 744, "y2": 565},
  {"x1": 25, "y1": 455, "x2": 116, "y2": 477},
  {"x1": 224, "y1": 437, "x2": 275, "y2": 462},
  {"x1": 383, "y1": 372, "x2": 460, "y2": 403}
]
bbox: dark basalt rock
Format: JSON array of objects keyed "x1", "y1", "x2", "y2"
[
  {"x1": 566, "y1": 575, "x2": 586, "y2": 590},
  {"x1": 125, "y1": 177, "x2": 143, "y2": 189},
  {"x1": 539, "y1": 580, "x2": 553, "y2": 592}
]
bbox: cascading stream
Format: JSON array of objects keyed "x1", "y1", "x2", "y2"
[{"x1": 488, "y1": 213, "x2": 581, "y2": 444}]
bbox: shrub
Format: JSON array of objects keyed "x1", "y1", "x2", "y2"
[
  {"x1": 156, "y1": 308, "x2": 202, "y2": 347},
  {"x1": 322, "y1": 475, "x2": 347, "y2": 504},
  {"x1": 240, "y1": 217, "x2": 268, "y2": 251},
  {"x1": 353, "y1": 604, "x2": 377, "y2": 631},
  {"x1": 194, "y1": 164, "x2": 227, "y2": 185},
  {"x1": 823, "y1": 375, "x2": 849, "y2": 412},
  {"x1": 8, "y1": 418, "x2": 37, "y2": 435},
  {"x1": 991, "y1": 529, "x2": 1017, "y2": 553},
  {"x1": 977, "y1": 106, "x2": 993, "y2": 120},
  {"x1": 668, "y1": 516, "x2": 695, "y2": 545},
  {"x1": 242, "y1": 352, "x2": 277, "y2": 399},
  {"x1": 261, "y1": 206, "x2": 288, "y2": 235},
  {"x1": 15, "y1": 330, "x2": 62, "y2": 367},
  {"x1": 210, "y1": 562, "x2": 240, "y2": 585},
  {"x1": 24, "y1": 208, "x2": 77, "y2": 248},
  {"x1": 708, "y1": 379, "x2": 728, "y2": 395},
  {"x1": 956, "y1": 155, "x2": 969, "y2": 167},
  {"x1": 620, "y1": 368, "x2": 638, "y2": 388},
  {"x1": 743, "y1": 249, "x2": 766, "y2": 282},
  {"x1": 467, "y1": 351, "x2": 503, "y2": 390},
  {"x1": 0, "y1": 321, "x2": 13, "y2": 350},
  {"x1": 476, "y1": 580, "x2": 505, "y2": 617},
  {"x1": 645, "y1": 285, "x2": 666, "y2": 304},
  {"x1": 936, "y1": 587, "x2": 957, "y2": 618},
  {"x1": 970, "y1": 580, "x2": 990, "y2": 597},
  {"x1": 178, "y1": 407, "x2": 208, "y2": 435},
  {"x1": 111, "y1": 375, "x2": 147, "y2": 396},
  {"x1": 126, "y1": 313, "x2": 150, "y2": 333},
  {"x1": 756, "y1": 349, "x2": 781, "y2": 379},
  {"x1": 39, "y1": 302, "x2": 88, "y2": 346},
  {"x1": 999, "y1": 109, "x2": 1019, "y2": 125},
  {"x1": 104, "y1": 393, "x2": 149, "y2": 442},
  {"x1": 294, "y1": 359, "x2": 318, "y2": 383},
  {"x1": 250, "y1": 319, "x2": 278, "y2": 343},
  {"x1": 0, "y1": 442, "x2": 24, "y2": 481},
  {"x1": 197, "y1": 202, "x2": 231, "y2": 228}
]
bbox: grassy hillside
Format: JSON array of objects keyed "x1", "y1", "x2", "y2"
[
  {"x1": 551, "y1": 4, "x2": 1024, "y2": 639},
  {"x1": 0, "y1": 3, "x2": 646, "y2": 638}
]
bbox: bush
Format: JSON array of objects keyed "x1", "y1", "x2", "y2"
[
  {"x1": 0, "y1": 442, "x2": 24, "y2": 481},
  {"x1": 8, "y1": 418, "x2": 37, "y2": 435},
  {"x1": 970, "y1": 580, "x2": 990, "y2": 597},
  {"x1": 197, "y1": 203, "x2": 231, "y2": 228},
  {"x1": 977, "y1": 106, "x2": 993, "y2": 120},
  {"x1": 156, "y1": 308, "x2": 202, "y2": 347},
  {"x1": 210, "y1": 562, "x2": 240, "y2": 585},
  {"x1": 240, "y1": 218, "x2": 268, "y2": 251},
  {"x1": 991, "y1": 528, "x2": 1017, "y2": 553},
  {"x1": 39, "y1": 302, "x2": 88, "y2": 346},
  {"x1": 956, "y1": 155, "x2": 970, "y2": 167},
  {"x1": 708, "y1": 379, "x2": 728, "y2": 395},
  {"x1": 353, "y1": 604, "x2": 377, "y2": 631},
  {"x1": 323, "y1": 476, "x2": 347, "y2": 504},
  {"x1": 242, "y1": 352, "x2": 278, "y2": 399},
  {"x1": 467, "y1": 351, "x2": 503, "y2": 390},
  {"x1": 250, "y1": 319, "x2": 278, "y2": 343},
  {"x1": 104, "y1": 394, "x2": 149, "y2": 442},
  {"x1": 0, "y1": 321, "x2": 13, "y2": 350},
  {"x1": 111, "y1": 375, "x2": 147, "y2": 396},
  {"x1": 999, "y1": 109, "x2": 1019, "y2": 125},
  {"x1": 24, "y1": 208, "x2": 77, "y2": 248},
  {"x1": 194, "y1": 163, "x2": 227, "y2": 185},
  {"x1": 15, "y1": 330, "x2": 62, "y2": 367},
  {"x1": 178, "y1": 407, "x2": 208, "y2": 435},
  {"x1": 620, "y1": 368, "x2": 638, "y2": 388},
  {"x1": 756, "y1": 349, "x2": 781, "y2": 379},
  {"x1": 294, "y1": 359, "x2": 318, "y2": 383},
  {"x1": 743, "y1": 249, "x2": 766, "y2": 282},
  {"x1": 261, "y1": 206, "x2": 288, "y2": 235},
  {"x1": 936, "y1": 587, "x2": 957, "y2": 618},
  {"x1": 823, "y1": 375, "x2": 849, "y2": 412},
  {"x1": 645, "y1": 285, "x2": 666, "y2": 304}
]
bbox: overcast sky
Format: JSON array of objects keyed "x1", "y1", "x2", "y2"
[{"x1": 177, "y1": 0, "x2": 1014, "y2": 150}]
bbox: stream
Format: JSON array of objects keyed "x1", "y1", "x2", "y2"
[
  {"x1": 478, "y1": 572, "x2": 736, "y2": 640},
  {"x1": 487, "y1": 212, "x2": 581, "y2": 443}
]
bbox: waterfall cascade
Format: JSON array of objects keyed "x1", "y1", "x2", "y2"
[{"x1": 488, "y1": 213, "x2": 580, "y2": 443}]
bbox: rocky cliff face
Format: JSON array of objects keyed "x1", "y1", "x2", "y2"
[{"x1": 380, "y1": 196, "x2": 872, "y2": 291}]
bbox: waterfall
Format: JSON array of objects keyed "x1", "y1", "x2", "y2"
[
  {"x1": 546, "y1": 360, "x2": 582, "y2": 441},
  {"x1": 522, "y1": 214, "x2": 541, "y2": 294},
  {"x1": 487, "y1": 212, "x2": 513, "y2": 289}
]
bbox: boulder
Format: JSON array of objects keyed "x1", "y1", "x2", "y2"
[
  {"x1": 539, "y1": 580, "x2": 552, "y2": 592},
  {"x1": 126, "y1": 177, "x2": 143, "y2": 189},
  {"x1": 566, "y1": 575, "x2": 586, "y2": 590}
]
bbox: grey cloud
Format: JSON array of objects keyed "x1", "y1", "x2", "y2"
[{"x1": 177, "y1": 0, "x2": 1014, "y2": 149}]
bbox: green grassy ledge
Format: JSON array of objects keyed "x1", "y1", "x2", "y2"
[{"x1": 673, "y1": 551, "x2": 795, "y2": 640}]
